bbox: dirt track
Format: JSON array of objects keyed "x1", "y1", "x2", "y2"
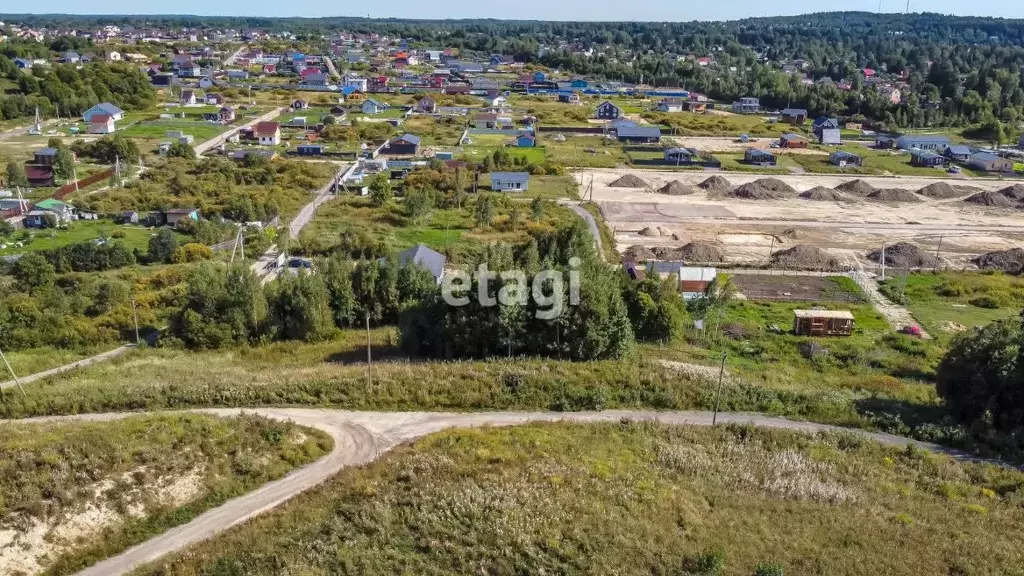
[{"x1": 6, "y1": 407, "x2": 990, "y2": 576}]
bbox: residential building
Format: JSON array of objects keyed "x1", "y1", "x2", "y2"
[
  {"x1": 943, "y1": 145, "x2": 973, "y2": 163},
  {"x1": 910, "y1": 149, "x2": 949, "y2": 167},
  {"x1": 87, "y1": 114, "x2": 116, "y2": 134},
  {"x1": 82, "y1": 102, "x2": 124, "y2": 122},
  {"x1": 664, "y1": 147, "x2": 698, "y2": 164},
  {"x1": 656, "y1": 98, "x2": 685, "y2": 113},
  {"x1": 362, "y1": 99, "x2": 385, "y2": 115},
  {"x1": 781, "y1": 108, "x2": 808, "y2": 125},
  {"x1": 24, "y1": 166, "x2": 54, "y2": 186},
  {"x1": 394, "y1": 244, "x2": 446, "y2": 284},
  {"x1": 473, "y1": 113, "x2": 512, "y2": 129},
  {"x1": 968, "y1": 152, "x2": 1014, "y2": 173},
  {"x1": 254, "y1": 122, "x2": 281, "y2": 146},
  {"x1": 417, "y1": 97, "x2": 437, "y2": 113},
  {"x1": 558, "y1": 92, "x2": 582, "y2": 105},
  {"x1": 33, "y1": 198, "x2": 75, "y2": 223},
  {"x1": 732, "y1": 97, "x2": 760, "y2": 114},
  {"x1": 678, "y1": 267, "x2": 717, "y2": 300},
  {"x1": 812, "y1": 117, "x2": 841, "y2": 145},
  {"x1": 793, "y1": 309, "x2": 854, "y2": 337},
  {"x1": 516, "y1": 133, "x2": 536, "y2": 148},
  {"x1": 596, "y1": 101, "x2": 623, "y2": 120},
  {"x1": 344, "y1": 77, "x2": 369, "y2": 92},
  {"x1": 896, "y1": 135, "x2": 951, "y2": 151},
  {"x1": 779, "y1": 133, "x2": 808, "y2": 149},
  {"x1": 745, "y1": 148, "x2": 777, "y2": 166},
  {"x1": 829, "y1": 150, "x2": 862, "y2": 167},
  {"x1": 490, "y1": 172, "x2": 530, "y2": 192},
  {"x1": 296, "y1": 144, "x2": 327, "y2": 156},
  {"x1": 218, "y1": 106, "x2": 235, "y2": 123},
  {"x1": 386, "y1": 134, "x2": 421, "y2": 155},
  {"x1": 165, "y1": 208, "x2": 200, "y2": 227},
  {"x1": 180, "y1": 90, "x2": 197, "y2": 105},
  {"x1": 616, "y1": 125, "x2": 662, "y2": 143}
]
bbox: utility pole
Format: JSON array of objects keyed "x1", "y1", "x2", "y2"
[
  {"x1": 131, "y1": 297, "x2": 140, "y2": 345},
  {"x1": 934, "y1": 235, "x2": 943, "y2": 271},
  {"x1": 880, "y1": 244, "x2": 886, "y2": 281},
  {"x1": 365, "y1": 315, "x2": 372, "y2": 390},
  {"x1": 766, "y1": 234, "x2": 776, "y2": 264},
  {"x1": 712, "y1": 353, "x2": 727, "y2": 425},
  {"x1": 0, "y1": 345, "x2": 26, "y2": 396}
]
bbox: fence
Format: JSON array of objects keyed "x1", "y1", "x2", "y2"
[{"x1": 53, "y1": 168, "x2": 115, "y2": 200}]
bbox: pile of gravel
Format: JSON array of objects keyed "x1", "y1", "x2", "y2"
[
  {"x1": 916, "y1": 182, "x2": 964, "y2": 199},
  {"x1": 770, "y1": 245, "x2": 843, "y2": 271},
  {"x1": 698, "y1": 175, "x2": 733, "y2": 193},
  {"x1": 638, "y1": 226, "x2": 659, "y2": 237},
  {"x1": 657, "y1": 180, "x2": 697, "y2": 196},
  {"x1": 964, "y1": 191, "x2": 1018, "y2": 208},
  {"x1": 972, "y1": 248, "x2": 1024, "y2": 273},
  {"x1": 678, "y1": 240, "x2": 725, "y2": 263},
  {"x1": 998, "y1": 183, "x2": 1024, "y2": 200},
  {"x1": 835, "y1": 179, "x2": 876, "y2": 196},
  {"x1": 729, "y1": 177, "x2": 797, "y2": 200},
  {"x1": 868, "y1": 188, "x2": 922, "y2": 202},
  {"x1": 867, "y1": 241, "x2": 938, "y2": 269},
  {"x1": 799, "y1": 187, "x2": 847, "y2": 201},
  {"x1": 622, "y1": 245, "x2": 656, "y2": 261},
  {"x1": 609, "y1": 174, "x2": 650, "y2": 188}
]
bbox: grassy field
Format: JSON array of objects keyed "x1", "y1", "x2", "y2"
[
  {"x1": 1, "y1": 413, "x2": 331, "y2": 576},
  {"x1": 0, "y1": 221, "x2": 159, "y2": 257},
  {"x1": 132, "y1": 421, "x2": 1024, "y2": 576},
  {"x1": 544, "y1": 136, "x2": 629, "y2": 168},
  {"x1": 716, "y1": 152, "x2": 797, "y2": 174},
  {"x1": 119, "y1": 120, "x2": 228, "y2": 141},
  {"x1": 880, "y1": 271, "x2": 1024, "y2": 341},
  {"x1": 788, "y1": 145, "x2": 987, "y2": 177},
  {"x1": 644, "y1": 111, "x2": 791, "y2": 138}
]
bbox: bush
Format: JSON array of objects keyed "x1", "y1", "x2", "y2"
[
  {"x1": 969, "y1": 295, "x2": 1001, "y2": 309},
  {"x1": 171, "y1": 243, "x2": 214, "y2": 264},
  {"x1": 754, "y1": 562, "x2": 784, "y2": 576},
  {"x1": 684, "y1": 547, "x2": 726, "y2": 575}
]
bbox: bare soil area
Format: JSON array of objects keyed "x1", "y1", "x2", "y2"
[{"x1": 732, "y1": 274, "x2": 864, "y2": 303}]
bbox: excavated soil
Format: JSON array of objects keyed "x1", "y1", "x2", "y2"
[
  {"x1": 728, "y1": 177, "x2": 797, "y2": 200},
  {"x1": 964, "y1": 191, "x2": 1019, "y2": 208},
  {"x1": 677, "y1": 241, "x2": 725, "y2": 263},
  {"x1": 868, "y1": 188, "x2": 922, "y2": 202},
  {"x1": 972, "y1": 248, "x2": 1024, "y2": 273},
  {"x1": 622, "y1": 245, "x2": 656, "y2": 261},
  {"x1": 697, "y1": 175, "x2": 733, "y2": 193},
  {"x1": 657, "y1": 180, "x2": 697, "y2": 196},
  {"x1": 916, "y1": 182, "x2": 966, "y2": 199},
  {"x1": 997, "y1": 183, "x2": 1024, "y2": 200},
  {"x1": 638, "y1": 226, "x2": 659, "y2": 237},
  {"x1": 835, "y1": 179, "x2": 876, "y2": 196},
  {"x1": 609, "y1": 174, "x2": 650, "y2": 188},
  {"x1": 799, "y1": 187, "x2": 847, "y2": 201},
  {"x1": 867, "y1": 241, "x2": 939, "y2": 269},
  {"x1": 770, "y1": 245, "x2": 844, "y2": 271}
]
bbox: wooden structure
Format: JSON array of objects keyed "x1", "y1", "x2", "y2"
[{"x1": 793, "y1": 309, "x2": 854, "y2": 337}]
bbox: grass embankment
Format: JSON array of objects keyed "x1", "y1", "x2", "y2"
[
  {"x1": 0, "y1": 413, "x2": 331, "y2": 576},
  {"x1": 132, "y1": 422, "x2": 1024, "y2": 576},
  {"x1": 579, "y1": 201, "x2": 619, "y2": 262},
  {"x1": 880, "y1": 271, "x2": 1024, "y2": 341}
]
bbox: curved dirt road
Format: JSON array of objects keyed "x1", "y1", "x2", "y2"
[{"x1": 22, "y1": 408, "x2": 993, "y2": 576}]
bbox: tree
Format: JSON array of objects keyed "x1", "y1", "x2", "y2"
[
  {"x1": 0, "y1": 220, "x2": 14, "y2": 237},
  {"x1": 322, "y1": 114, "x2": 337, "y2": 125},
  {"x1": 321, "y1": 254, "x2": 356, "y2": 328},
  {"x1": 5, "y1": 160, "x2": 28, "y2": 188},
  {"x1": 368, "y1": 174, "x2": 393, "y2": 207},
  {"x1": 474, "y1": 194, "x2": 495, "y2": 228},
  {"x1": 404, "y1": 188, "x2": 434, "y2": 223},
  {"x1": 170, "y1": 263, "x2": 269, "y2": 349},
  {"x1": 147, "y1": 228, "x2": 179, "y2": 263},
  {"x1": 531, "y1": 196, "x2": 545, "y2": 221},
  {"x1": 12, "y1": 252, "x2": 55, "y2": 292},
  {"x1": 623, "y1": 275, "x2": 687, "y2": 343},
  {"x1": 171, "y1": 242, "x2": 213, "y2": 263},
  {"x1": 167, "y1": 142, "x2": 197, "y2": 159},
  {"x1": 266, "y1": 273, "x2": 335, "y2": 342},
  {"x1": 52, "y1": 147, "x2": 75, "y2": 182}
]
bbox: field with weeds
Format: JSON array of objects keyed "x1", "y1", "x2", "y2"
[
  {"x1": 132, "y1": 421, "x2": 1024, "y2": 576},
  {"x1": 644, "y1": 111, "x2": 790, "y2": 137},
  {"x1": 0, "y1": 221, "x2": 158, "y2": 257},
  {"x1": 0, "y1": 413, "x2": 331, "y2": 576},
  {"x1": 880, "y1": 271, "x2": 1024, "y2": 340}
]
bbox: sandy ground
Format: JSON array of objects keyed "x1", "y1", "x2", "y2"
[{"x1": 581, "y1": 167, "x2": 1024, "y2": 268}]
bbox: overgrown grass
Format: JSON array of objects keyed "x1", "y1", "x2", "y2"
[
  {"x1": 580, "y1": 201, "x2": 619, "y2": 262},
  {"x1": 131, "y1": 421, "x2": 1024, "y2": 576},
  {"x1": 0, "y1": 413, "x2": 331, "y2": 576},
  {"x1": 644, "y1": 111, "x2": 790, "y2": 137},
  {"x1": 0, "y1": 221, "x2": 159, "y2": 256}
]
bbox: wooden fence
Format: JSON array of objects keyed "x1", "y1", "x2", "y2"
[{"x1": 53, "y1": 168, "x2": 115, "y2": 200}]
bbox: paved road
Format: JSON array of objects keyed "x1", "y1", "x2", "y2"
[
  {"x1": 0, "y1": 344, "x2": 136, "y2": 390},
  {"x1": 222, "y1": 45, "x2": 247, "y2": 67},
  {"x1": 0, "y1": 407, "x2": 989, "y2": 576},
  {"x1": 194, "y1": 107, "x2": 285, "y2": 156}
]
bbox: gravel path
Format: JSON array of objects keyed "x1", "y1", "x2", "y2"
[{"x1": 3, "y1": 407, "x2": 993, "y2": 576}]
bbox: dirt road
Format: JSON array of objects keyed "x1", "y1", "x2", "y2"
[
  {"x1": 36, "y1": 406, "x2": 999, "y2": 576},
  {"x1": 563, "y1": 201, "x2": 605, "y2": 258},
  {"x1": 0, "y1": 344, "x2": 137, "y2": 391}
]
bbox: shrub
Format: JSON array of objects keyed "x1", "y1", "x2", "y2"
[
  {"x1": 171, "y1": 243, "x2": 214, "y2": 264},
  {"x1": 968, "y1": 295, "x2": 1001, "y2": 309},
  {"x1": 111, "y1": 229, "x2": 126, "y2": 238},
  {"x1": 684, "y1": 547, "x2": 725, "y2": 575},
  {"x1": 754, "y1": 562, "x2": 785, "y2": 576}
]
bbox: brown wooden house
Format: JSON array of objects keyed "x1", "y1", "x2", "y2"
[{"x1": 793, "y1": 310, "x2": 854, "y2": 337}]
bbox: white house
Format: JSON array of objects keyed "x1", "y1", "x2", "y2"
[{"x1": 254, "y1": 121, "x2": 281, "y2": 146}]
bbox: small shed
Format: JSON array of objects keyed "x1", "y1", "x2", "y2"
[
  {"x1": 793, "y1": 309, "x2": 854, "y2": 337},
  {"x1": 678, "y1": 266, "x2": 717, "y2": 300}
]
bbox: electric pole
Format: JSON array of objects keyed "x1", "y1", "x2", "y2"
[
  {"x1": 0, "y1": 345, "x2": 26, "y2": 396},
  {"x1": 131, "y1": 297, "x2": 140, "y2": 345},
  {"x1": 712, "y1": 353, "x2": 727, "y2": 425},
  {"x1": 365, "y1": 315, "x2": 372, "y2": 390}
]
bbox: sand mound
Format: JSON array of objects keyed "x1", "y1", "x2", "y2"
[
  {"x1": 657, "y1": 180, "x2": 697, "y2": 196},
  {"x1": 916, "y1": 182, "x2": 963, "y2": 199},
  {"x1": 698, "y1": 175, "x2": 732, "y2": 193},
  {"x1": 610, "y1": 174, "x2": 650, "y2": 188},
  {"x1": 867, "y1": 241, "x2": 938, "y2": 268},
  {"x1": 770, "y1": 245, "x2": 843, "y2": 271},
  {"x1": 965, "y1": 191, "x2": 1018, "y2": 208},
  {"x1": 836, "y1": 179, "x2": 876, "y2": 196},
  {"x1": 868, "y1": 188, "x2": 921, "y2": 202},
  {"x1": 997, "y1": 183, "x2": 1024, "y2": 200},
  {"x1": 729, "y1": 178, "x2": 797, "y2": 200},
  {"x1": 972, "y1": 248, "x2": 1024, "y2": 273},
  {"x1": 639, "y1": 227, "x2": 659, "y2": 237},
  {"x1": 677, "y1": 241, "x2": 725, "y2": 263},
  {"x1": 622, "y1": 245, "x2": 656, "y2": 261},
  {"x1": 799, "y1": 187, "x2": 846, "y2": 201}
]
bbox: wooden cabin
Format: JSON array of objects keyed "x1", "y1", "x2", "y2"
[{"x1": 793, "y1": 310, "x2": 854, "y2": 337}]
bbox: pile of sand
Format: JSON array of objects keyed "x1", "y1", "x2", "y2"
[
  {"x1": 729, "y1": 177, "x2": 797, "y2": 200},
  {"x1": 678, "y1": 240, "x2": 725, "y2": 263},
  {"x1": 609, "y1": 174, "x2": 650, "y2": 188},
  {"x1": 964, "y1": 191, "x2": 1018, "y2": 208},
  {"x1": 916, "y1": 182, "x2": 964, "y2": 199},
  {"x1": 867, "y1": 241, "x2": 938, "y2": 268},
  {"x1": 770, "y1": 245, "x2": 843, "y2": 271},
  {"x1": 657, "y1": 180, "x2": 697, "y2": 196},
  {"x1": 972, "y1": 248, "x2": 1024, "y2": 273},
  {"x1": 799, "y1": 187, "x2": 847, "y2": 201},
  {"x1": 997, "y1": 183, "x2": 1024, "y2": 200},
  {"x1": 868, "y1": 188, "x2": 921, "y2": 202},
  {"x1": 836, "y1": 179, "x2": 876, "y2": 196},
  {"x1": 622, "y1": 245, "x2": 656, "y2": 261},
  {"x1": 638, "y1": 227, "x2": 659, "y2": 237},
  {"x1": 698, "y1": 175, "x2": 733, "y2": 193}
]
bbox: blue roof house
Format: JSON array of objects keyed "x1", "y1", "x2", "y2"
[
  {"x1": 393, "y1": 245, "x2": 447, "y2": 284},
  {"x1": 490, "y1": 172, "x2": 530, "y2": 192},
  {"x1": 362, "y1": 99, "x2": 385, "y2": 115},
  {"x1": 515, "y1": 133, "x2": 536, "y2": 147},
  {"x1": 896, "y1": 134, "x2": 951, "y2": 151}
]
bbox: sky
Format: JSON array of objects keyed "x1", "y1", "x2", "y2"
[{"x1": 9, "y1": 1, "x2": 1024, "y2": 21}]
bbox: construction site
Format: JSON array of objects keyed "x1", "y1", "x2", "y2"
[{"x1": 583, "y1": 168, "x2": 1024, "y2": 272}]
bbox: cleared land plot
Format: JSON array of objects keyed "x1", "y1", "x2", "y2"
[
  {"x1": 0, "y1": 222, "x2": 161, "y2": 256},
  {"x1": 0, "y1": 413, "x2": 330, "y2": 576},
  {"x1": 646, "y1": 110, "x2": 793, "y2": 137},
  {"x1": 732, "y1": 274, "x2": 865, "y2": 303},
  {"x1": 119, "y1": 120, "x2": 228, "y2": 141},
  {"x1": 130, "y1": 422, "x2": 1024, "y2": 576}
]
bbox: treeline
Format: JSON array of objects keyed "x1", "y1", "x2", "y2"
[{"x1": 0, "y1": 47, "x2": 156, "y2": 121}]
